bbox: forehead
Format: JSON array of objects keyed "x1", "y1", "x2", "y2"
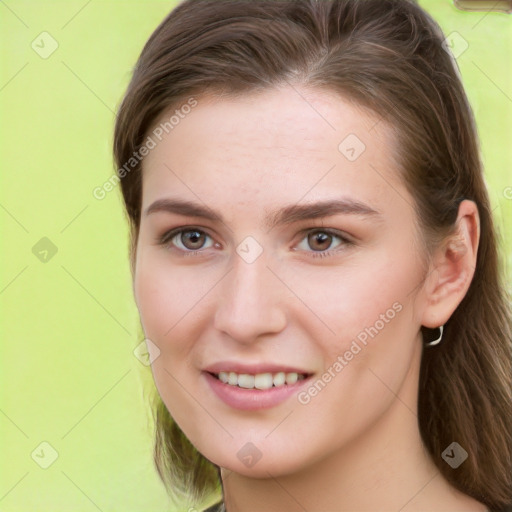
[{"x1": 141, "y1": 85, "x2": 407, "y2": 218}]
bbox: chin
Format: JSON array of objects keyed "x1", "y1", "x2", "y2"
[{"x1": 197, "y1": 435, "x2": 315, "y2": 479}]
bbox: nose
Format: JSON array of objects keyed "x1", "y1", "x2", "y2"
[{"x1": 213, "y1": 250, "x2": 287, "y2": 345}]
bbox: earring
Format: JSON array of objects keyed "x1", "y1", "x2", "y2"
[{"x1": 424, "y1": 325, "x2": 444, "y2": 347}]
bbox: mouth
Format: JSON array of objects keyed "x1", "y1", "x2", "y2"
[
  {"x1": 203, "y1": 363, "x2": 314, "y2": 410},
  {"x1": 208, "y1": 371, "x2": 310, "y2": 390}
]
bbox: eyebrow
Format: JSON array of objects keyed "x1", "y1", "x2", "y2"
[{"x1": 144, "y1": 197, "x2": 381, "y2": 229}]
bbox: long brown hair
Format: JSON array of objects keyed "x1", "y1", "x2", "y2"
[{"x1": 113, "y1": 0, "x2": 512, "y2": 509}]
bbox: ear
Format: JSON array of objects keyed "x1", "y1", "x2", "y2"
[{"x1": 420, "y1": 200, "x2": 480, "y2": 329}]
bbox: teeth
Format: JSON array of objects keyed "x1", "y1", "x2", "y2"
[
  {"x1": 228, "y1": 372, "x2": 238, "y2": 386},
  {"x1": 238, "y1": 374, "x2": 255, "y2": 389},
  {"x1": 255, "y1": 373, "x2": 273, "y2": 390},
  {"x1": 273, "y1": 372, "x2": 286, "y2": 387},
  {"x1": 286, "y1": 372, "x2": 298, "y2": 385},
  {"x1": 215, "y1": 371, "x2": 307, "y2": 390}
]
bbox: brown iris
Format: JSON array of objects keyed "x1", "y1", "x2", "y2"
[{"x1": 307, "y1": 231, "x2": 333, "y2": 251}]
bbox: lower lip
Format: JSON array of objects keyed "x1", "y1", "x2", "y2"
[{"x1": 203, "y1": 372, "x2": 311, "y2": 410}]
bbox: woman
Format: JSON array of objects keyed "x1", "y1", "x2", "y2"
[{"x1": 113, "y1": 0, "x2": 512, "y2": 510}]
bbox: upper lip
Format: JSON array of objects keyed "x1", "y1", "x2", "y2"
[{"x1": 204, "y1": 362, "x2": 312, "y2": 375}]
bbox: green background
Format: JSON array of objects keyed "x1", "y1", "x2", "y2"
[{"x1": 1, "y1": 1, "x2": 510, "y2": 511}]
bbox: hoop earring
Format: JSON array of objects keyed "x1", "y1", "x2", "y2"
[{"x1": 425, "y1": 325, "x2": 444, "y2": 347}]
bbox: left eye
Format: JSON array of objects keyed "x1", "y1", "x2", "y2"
[
  {"x1": 169, "y1": 229, "x2": 214, "y2": 251},
  {"x1": 296, "y1": 230, "x2": 345, "y2": 252}
]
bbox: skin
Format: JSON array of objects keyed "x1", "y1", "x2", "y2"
[{"x1": 134, "y1": 85, "x2": 484, "y2": 512}]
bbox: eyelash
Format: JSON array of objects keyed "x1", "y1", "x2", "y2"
[{"x1": 157, "y1": 226, "x2": 354, "y2": 259}]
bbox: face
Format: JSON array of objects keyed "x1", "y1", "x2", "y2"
[{"x1": 134, "y1": 85, "x2": 429, "y2": 477}]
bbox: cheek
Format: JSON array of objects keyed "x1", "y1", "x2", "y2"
[
  {"x1": 133, "y1": 257, "x2": 207, "y2": 428},
  {"x1": 133, "y1": 250, "x2": 223, "y2": 374},
  {"x1": 298, "y1": 248, "x2": 421, "y2": 395},
  {"x1": 134, "y1": 262, "x2": 173, "y2": 339},
  {"x1": 134, "y1": 250, "x2": 204, "y2": 340},
  {"x1": 292, "y1": 249, "x2": 418, "y2": 343},
  {"x1": 291, "y1": 265, "x2": 420, "y2": 460}
]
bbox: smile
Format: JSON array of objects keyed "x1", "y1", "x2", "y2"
[
  {"x1": 213, "y1": 371, "x2": 307, "y2": 390},
  {"x1": 204, "y1": 368, "x2": 313, "y2": 410}
]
